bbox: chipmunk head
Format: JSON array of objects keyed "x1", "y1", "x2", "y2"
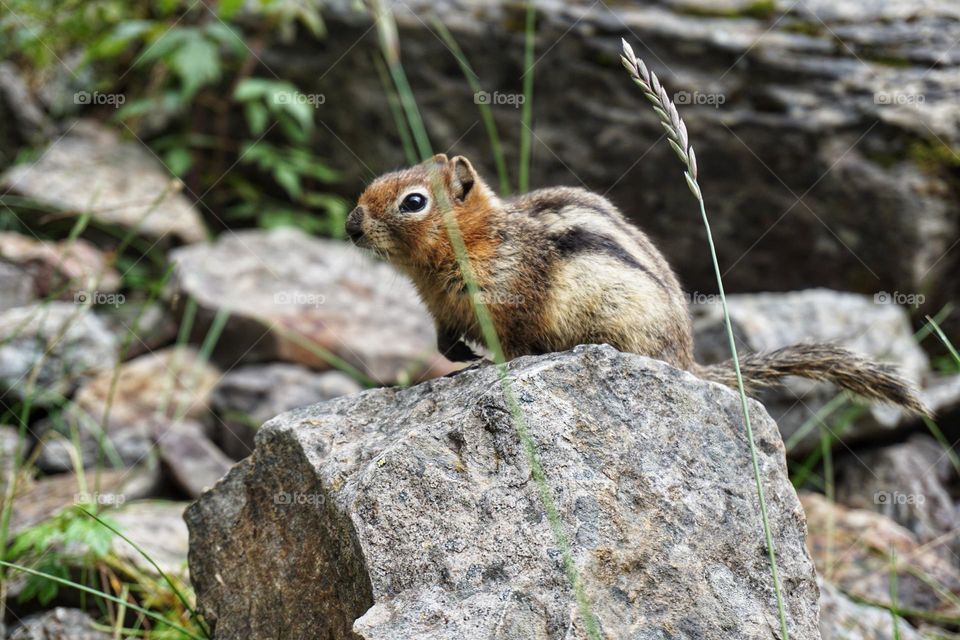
[{"x1": 347, "y1": 154, "x2": 493, "y2": 267}]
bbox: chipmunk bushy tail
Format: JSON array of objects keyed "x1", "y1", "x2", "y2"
[{"x1": 694, "y1": 343, "x2": 931, "y2": 416}]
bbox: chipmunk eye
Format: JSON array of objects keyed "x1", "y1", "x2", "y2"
[{"x1": 399, "y1": 193, "x2": 428, "y2": 213}]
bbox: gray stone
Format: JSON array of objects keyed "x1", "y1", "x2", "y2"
[
  {"x1": 818, "y1": 579, "x2": 922, "y2": 640},
  {"x1": 258, "y1": 0, "x2": 960, "y2": 339},
  {"x1": 802, "y1": 492, "x2": 960, "y2": 616},
  {"x1": 211, "y1": 363, "x2": 363, "y2": 459},
  {"x1": 0, "y1": 262, "x2": 36, "y2": 311},
  {"x1": 34, "y1": 347, "x2": 220, "y2": 471},
  {"x1": 834, "y1": 435, "x2": 959, "y2": 545},
  {"x1": 0, "y1": 302, "x2": 118, "y2": 406},
  {"x1": 169, "y1": 227, "x2": 456, "y2": 384},
  {"x1": 0, "y1": 232, "x2": 121, "y2": 300},
  {"x1": 692, "y1": 289, "x2": 937, "y2": 453},
  {"x1": 110, "y1": 501, "x2": 190, "y2": 577},
  {"x1": 8, "y1": 608, "x2": 109, "y2": 640},
  {"x1": 186, "y1": 345, "x2": 820, "y2": 639},
  {"x1": 0, "y1": 120, "x2": 206, "y2": 243},
  {"x1": 158, "y1": 423, "x2": 233, "y2": 498}
]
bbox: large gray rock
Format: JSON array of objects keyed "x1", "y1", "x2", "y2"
[
  {"x1": 692, "y1": 289, "x2": 950, "y2": 453},
  {"x1": 211, "y1": 363, "x2": 363, "y2": 459},
  {"x1": 0, "y1": 120, "x2": 206, "y2": 243},
  {"x1": 186, "y1": 345, "x2": 820, "y2": 639},
  {"x1": 257, "y1": 0, "x2": 960, "y2": 338},
  {"x1": 0, "y1": 302, "x2": 118, "y2": 406},
  {"x1": 169, "y1": 227, "x2": 455, "y2": 384}
]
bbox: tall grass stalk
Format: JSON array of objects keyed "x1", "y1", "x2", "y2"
[
  {"x1": 517, "y1": 0, "x2": 536, "y2": 192},
  {"x1": 926, "y1": 315, "x2": 960, "y2": 367},
  {"x1": 620, "y1": 40, "x2": 790, "y2": 638},
  {"x1": 78, "y1": 506, "x2": 210, "y2": 637},
  {"x1": 431, "y1": 18, "x2": 512, "y2": 195}
]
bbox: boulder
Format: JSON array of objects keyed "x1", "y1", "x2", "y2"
[
  {"x1": 256, "y1": 0, "x2": 960, "y2": 338},
  {"x1": 169, "y1": 227, "x2": 455, "y2": 384},
  {"x1": 692, "y1": 289, "x2": 948, "y2": 453},
  {"x1": 186, "y1": 345, "x2": 819, "y2": 639},
  {"x1": 0, "y1": 120, "x2": 206, "y2": 243},
  {"x1": 0, "y1": 302, "x2": 118, "y2": 406},
  {"x1": 210, "y1": 363, "x2": 363, "y2": 459}
]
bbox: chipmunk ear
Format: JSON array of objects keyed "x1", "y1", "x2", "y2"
[
  {"x1": 426, "y1": 153, "x2": 449, "y2": 166},
  {"x1": 450, "y1": 156, "x2": 476, "y2": 202}
]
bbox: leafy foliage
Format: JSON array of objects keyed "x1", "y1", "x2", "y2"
[
  {"x1": 9, "y1": 506, "x2": 116, "y2": 604},
  {"x1": 1, "y1": 0, "x2": 343, "y2": 236}
]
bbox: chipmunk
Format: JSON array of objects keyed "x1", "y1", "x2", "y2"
[{"x1": 346, "y1": 154, "x2": 928, "y2": 415}]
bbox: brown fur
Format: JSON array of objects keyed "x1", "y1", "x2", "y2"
[{"x1": 348, "y1": 155, "x2": 929, "y2": 416}]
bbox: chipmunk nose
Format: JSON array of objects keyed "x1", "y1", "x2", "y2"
[{"x1": 346, "y1": 207, "x2": 364, "y2": 241}]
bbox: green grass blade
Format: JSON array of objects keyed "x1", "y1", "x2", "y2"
[
  {"x1": 431, "y1": 18, "x2": 512, "y2": 195},
  {"x1": 0, "y1": 560, "x2": 204, "y2": 640},
  {"x1": 77, "y1": 506, "x2": 210, "y2": 638},
  {"x1": 517, "y1": 0, "x2": 536, "y2": 192}
]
